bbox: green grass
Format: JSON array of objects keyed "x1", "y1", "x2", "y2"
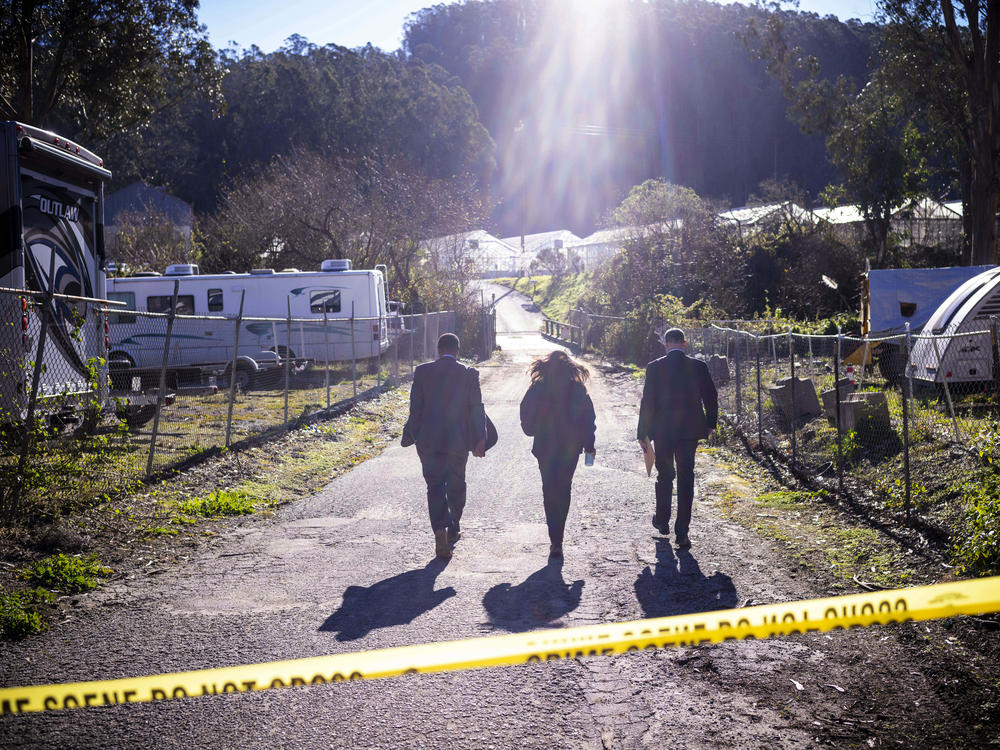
[
  {"x1": 141, "y1": 525, "x2": 179, "y2": 536},
  {"x1": 756, "y1": 489, "x2": 829, "y2": 508},
  {"x1": 0, "y1": 588, "x2": 54, "y2": 639},
  {"x1": 178, "y1": 489, "x2": 256, "y2": 517},
  {"x1": 20, "y1": 553, "x2": 113, "y2": 593},
  {"x1": 494, "y1": 273, "x2": 592, "y2": 321}
]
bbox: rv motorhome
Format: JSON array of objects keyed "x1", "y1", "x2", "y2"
[
  {"x1": 106, "y1": 260, "x2": 390, "y2": 387},
  {"x1": 0, "y1": 121, "x2": 113, "y2": 426},
  {"x1": 909, "y1": 266, "x2": 1000, "y2": 386}
]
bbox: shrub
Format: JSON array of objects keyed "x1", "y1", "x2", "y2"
[
  {"x1": 952, "y1": 472, "x2": 1000, "y2": 577},
  {"x1": 20, "y1": 553, "x2": 112, "y2": 593},
  {"x1": 179, "y1": 489, "x2": 255, "y2": 517},
  {"x1": 0, "y1": 588, "x2": 54, "y2": 639}
]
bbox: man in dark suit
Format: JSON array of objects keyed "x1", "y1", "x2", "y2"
[
  {"x1": 636, "y1": 328, "x2": 718, "y2": 548},
  {"x1": 403, "y1": 332, "x2": 487, "y2": 559}
]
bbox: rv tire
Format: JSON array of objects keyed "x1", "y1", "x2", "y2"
[
  {"x1": 225, "y1": 362, "x2": 256, "y2": 391},
  {"x1": 123, "y1": 405, "x2": 157, "y2": 431},
  {"x1": 876, "y1": 343, "x2": 906, "y2": 386}
]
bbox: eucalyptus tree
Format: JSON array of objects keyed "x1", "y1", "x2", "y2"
[
  {"x1": 879, "y1": 0, "x2": 1000, "y2": 265},
  {"x1": 0, "y1": 0, "x2": 223, "y2": 142}
]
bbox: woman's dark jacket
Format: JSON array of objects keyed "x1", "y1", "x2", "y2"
[{"x1": 519, "y1": 379, "x2": 596, "y2": 460}]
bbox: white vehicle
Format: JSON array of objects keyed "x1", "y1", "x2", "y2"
[
  {"x1": 909, "y1": 266, "x2": 1000, "y2": 385},
  {"x1": 106, "y1": 259, "x2": 389, "y2": 386},
  {"x1": 859, "y1": 263, "x2": 996, "y2": 382}
]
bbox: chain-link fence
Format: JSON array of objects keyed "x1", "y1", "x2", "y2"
[
  {"x1": 0, "y1": 284, "x2": 463, "y2": 521},
  {"x1": 702, "y1": 322, "x2": 1000, "y2": 529}
]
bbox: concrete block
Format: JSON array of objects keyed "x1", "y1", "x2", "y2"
[
  {"x1": 708, "y1": 354, "x2": 730, "y2": 385},
  {"x1": 768, "y1": 376, "x2": 821, "y2": 424},
  {"x1": 821, "y1": 378, "x2": 855, "y2": 421},
  {"x1": 840, "y1": 391, "x2": 891, "y2": 433}
]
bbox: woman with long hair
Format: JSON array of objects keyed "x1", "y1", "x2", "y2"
[{"x1": 519, "y1": 350, "x2": 597, "y2": 557}]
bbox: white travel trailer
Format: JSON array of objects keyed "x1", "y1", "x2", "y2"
[
  {"x1": 909, "y1": 266, "x2": 1000, "y2": 385},
  {"x1": 107, "y1": 260, "x2": 389, "y2": 385}
]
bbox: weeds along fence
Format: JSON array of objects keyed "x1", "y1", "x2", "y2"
[
  {"x1": 0, "y1": 283, "x2": 463, "y2": 522},
  {"x1": 696, "y1": 322, "x2": 1000, "y2": 532}
]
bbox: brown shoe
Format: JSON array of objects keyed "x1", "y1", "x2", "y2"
[{"x1": 435, "y1": 528, "x2": 452, "y2": 559}]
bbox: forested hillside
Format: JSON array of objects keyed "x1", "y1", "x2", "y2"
[
  {"x1": 403, "y1": 0, "x2": 880, "y2": 234},
  {"x1": 16, "y1": 1, "x2": 882, "y2": 238}
]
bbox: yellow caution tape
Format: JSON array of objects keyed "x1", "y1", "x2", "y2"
[{"x1": 2, "y1": 576, "x2": 998, "y2": 714}]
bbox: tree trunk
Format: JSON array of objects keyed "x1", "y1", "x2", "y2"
[
  {"x1": 966, "y1": 92, "x2": 999, "y2": 265},
  {"x1": 967, "y1": 168, "x2": 998, "y2": 265}
]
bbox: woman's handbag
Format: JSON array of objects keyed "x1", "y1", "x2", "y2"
[{"x1": 484, "y1": 413, "x2": 498, "y2": 452}]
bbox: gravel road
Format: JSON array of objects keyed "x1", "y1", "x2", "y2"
[{"x1": 0, "y1": 282, "x2": 994, "y2": 749}]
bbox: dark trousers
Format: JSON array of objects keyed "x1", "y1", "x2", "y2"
[
  {"x1": 418, "y1": 450, "x2": 468, "y2": 532},
  {"x1": 653, "y1": 439, "x2": 699, "y2": 537},
  {"x1": 537, "y1": 452, "x2": 580, "y2": 547}
]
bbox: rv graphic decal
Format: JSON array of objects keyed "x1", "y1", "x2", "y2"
[
  {"x1": 244, "y1": 323, "x2": 276, "y2": 337},
  {"x1": 22, "y1": 182, "x2": 96, "y2": 376}
]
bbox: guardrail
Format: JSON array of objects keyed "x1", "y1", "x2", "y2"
[{"x1": 542, "y1": 317, "x2": 584, "y2": 349}]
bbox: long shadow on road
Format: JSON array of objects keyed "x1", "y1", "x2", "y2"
[
  {"x1": 483, "y1": 559, "x2": 584, "y2": 632},
  {"x1": 634, "y1": 539, "x2": 738, "y2": 618},
  {"x1": 319, "y1": 558, "x2": 456, "y2": 641}
]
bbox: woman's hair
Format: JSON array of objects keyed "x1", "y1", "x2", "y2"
[{"x1": 528, "y1": 350, "x2": 589, "y2": 386}]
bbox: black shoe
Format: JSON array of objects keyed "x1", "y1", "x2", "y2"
[
  {"x1": 448, "y1": 522, "x2": 461, "y2": 543},
  {"x1": 549, "y1": 543, "x2": 563, "y2": 558},
  {"x1": 676, "y1": 534, "x2": 691, "y2": 549},
  {"x1": 434, "y1": 528, "x2": 452, "y2": 559},
  {"x1": 652, "y1": 516, "x2": 670, "y2": 535}
]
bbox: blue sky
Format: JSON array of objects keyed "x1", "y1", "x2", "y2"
[{"x1": 198, "y1": 0, "x2": 881, "y2": 54}]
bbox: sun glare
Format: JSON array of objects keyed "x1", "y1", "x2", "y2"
[{"x1": 499, "y1": 0, "x2": 668, "y2": 231}]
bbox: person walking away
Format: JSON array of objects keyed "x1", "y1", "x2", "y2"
[
  {"x1": 519, "y1": 351, "x2": 597, "y2": 558},
  {"x1": 636, "y1": 328, "x2": 718, "y2": 548},
  {"x1": 402, "y1": 333, "x2": 487, "y2": 559}
]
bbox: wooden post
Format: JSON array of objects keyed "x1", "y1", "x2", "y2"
[
  {"x1": 147, "y1": 280, "x2": 179, "y2": 476},
  {"x1": 224, "y1": 289, "x2": 246, "y2": 448}
]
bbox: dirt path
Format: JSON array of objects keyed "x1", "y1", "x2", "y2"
[{"x1": 0, "y1": 285, "x2": 996, "y2": 748}]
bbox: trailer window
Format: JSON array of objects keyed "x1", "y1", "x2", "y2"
[
  {"x1": 148, "y1": 294, "x2": 195, "y2": 315},
  {"x1": 207, "y1": 288, "x2": 224, "y2": 312},
  {"x1": 107, "y1": 292, "x2": 136, "y2": 324},
  {"x1": 310, "y1": 289, "x2": 341, "y2": 313}
]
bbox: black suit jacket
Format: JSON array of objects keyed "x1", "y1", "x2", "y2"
[
  {"x1": 404, "y1": 356, "x2": 487, "y2": 456},
  {"x1": 637, "y1": 349, "x2": 718, "y2": 443},
  {"x1": 520, "y1": 380, "x2": 596, "y2": 460}
]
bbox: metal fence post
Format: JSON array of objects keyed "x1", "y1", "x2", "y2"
[
  {"x1": 377, "y1": 315, "x2": 382, "y2": 390},
  {"x1": 351, "y1": 302, "x2": 357, "y2": 401},
  {"x1": 807, "y1": 335, "x2": 814, "y2": 382},
  {"x1": 392, "y1": 332, "x2": 399, "y2": 386},
  {"x1": 481, "y1": 306, "x2": 488, "y2": 360},
  {"x1": 755, "y1": 335, "x2": 763, "y2": 447},
  {"x1": 734, "y1": 332, "x2": 743, "y2": 429},
  {"x1": 902, "y1": 326, "x2": 912, "y2": 523},
  {"x1": 14, "y1": 279, "x2": 54, "y2": 508},
  {"x1": 323, "y1": 309, "x2": 331, "y2": 409},
  {"x1": 991, "y1": 316, "x2": 1000, "y2": 413},
  {"x1": 834, "y1": 328, "x2": 844, "y2": 494},
  {"x1": 284, "y1": 297, "x2": 291, "y2": 427},
  {"x1": 224, "y1": 289, "x2": 246, "y2": 448},
  {"x1": 147, "y1": 279, "x2": 179, "y2": 476},
  {"x1": 788, "y1": 330, "x2": 797, "y2": 466}
]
